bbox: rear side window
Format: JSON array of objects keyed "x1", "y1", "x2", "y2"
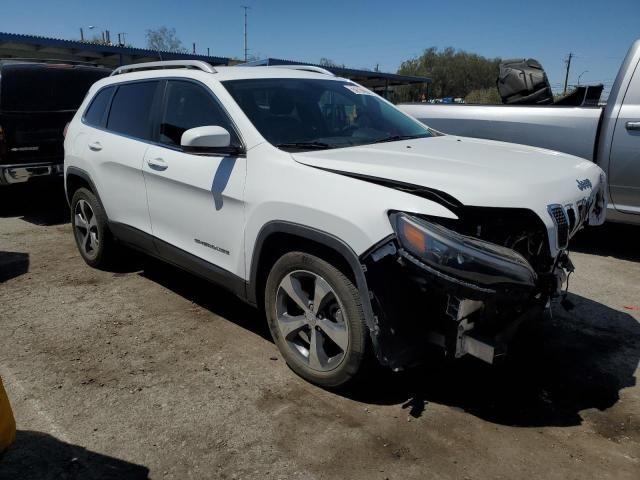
[
  {"x1": 106, "y1": 81, "x2": 159, "y2": 140},
  {"x1": 159, "y1": 80, "x2": 240, "y2": 147},
  {"x1": 83, "y1": 87, "x2": 114, "y2": 127}
]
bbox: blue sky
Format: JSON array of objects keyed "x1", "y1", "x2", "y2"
[{"x1": 2, "y1": 0, "x2": 638, "y2": 92}]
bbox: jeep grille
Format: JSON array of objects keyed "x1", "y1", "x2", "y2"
[{"x1": 547, "y1": 204, "x2": 569, "y2": 250}]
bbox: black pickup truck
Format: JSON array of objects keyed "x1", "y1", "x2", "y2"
[{"x1": 0, "y1": 61, "x2": 110, "y2": 185}]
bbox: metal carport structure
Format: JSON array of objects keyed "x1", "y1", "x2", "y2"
[
  {"x1": 0, "y1": 32, "x2": 430, "y2": 99},
  {"x1": 239, "y1": 58, "x2": 431, "y2": 98},
  {"x1": 0, "y1": 32, "x2": 230, "y2": 68}
]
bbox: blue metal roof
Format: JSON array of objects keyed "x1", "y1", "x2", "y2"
[
  {"x1": 0, "y1": 32, "x2": 430, "y2": 88},
  {"x1": 0, "y1": 32, "x2": 230, "y2": 66}
]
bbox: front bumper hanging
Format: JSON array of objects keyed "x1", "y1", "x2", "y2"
[{"x1": 361, "y1": 238, "x2": 571, "y2": 368}]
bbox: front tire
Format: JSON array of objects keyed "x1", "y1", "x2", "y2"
[
  {"x1": 265, "y1": 252, "x2": 369, "y2": 387},
  {"x1": 70, "y1": 187, "x2": 116, "y2": 269}
]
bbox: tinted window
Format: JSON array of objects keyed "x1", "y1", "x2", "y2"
[
  {"x1": 84, "y1": 87, "x2": 114, "y2": 127},
  {"x1": 107, "y1": 81, "x2": 158, "y2": 140},
  {"x1": 0, "y1": 64, "x2": 110, "y2": 112},
  {"x1": 160, "y1": 80, "x2": 239, "y2": 147},
  {"x1": 223, "y1": 78, "x2": 431, "y2": 151}
]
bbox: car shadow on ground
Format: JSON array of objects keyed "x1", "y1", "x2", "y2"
[
  {"x1": 571, "y1": 222, "x2": 640, "y2": 262},
  {"x1": 342, "y1": 292, "x2": 639, "y2": 428},
  {"x1": 138, "y1": 256, "x2": 271, "y2": 342},
  {"x1": 0, "y1": 181, "x2": 69, "y2": 226},
  {"x1": 133, "y1": 255, "x2": 639, "y2": 429},
  {"x1": 0, "y1": 430, "x2": 149, "y2": 480}
]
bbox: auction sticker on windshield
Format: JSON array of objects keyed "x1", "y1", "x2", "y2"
[{"x1": 344, "y1": 85, "x2": 375, "y2": 95}]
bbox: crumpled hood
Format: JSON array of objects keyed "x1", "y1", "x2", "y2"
[{"x1": 292, "y1": 135, "x2": 606, "y2": 223}]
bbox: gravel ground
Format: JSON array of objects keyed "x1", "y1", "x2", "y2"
[{"x1": 0, "y1": 182, "x2": 639, "y2": 480}]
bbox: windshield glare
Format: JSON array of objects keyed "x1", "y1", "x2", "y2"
[{"x1": 223, "y1": 78, "x2": 432, "y2": 150}]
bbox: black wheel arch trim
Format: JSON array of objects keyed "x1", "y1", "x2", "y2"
[
  {"x1": 248, "y1": 220, "x2": 385, "y2": 362},
  {"x1": 65, "y1": 166, "x2": 105, "y2": 210}
]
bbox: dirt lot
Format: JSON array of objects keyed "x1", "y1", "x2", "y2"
[{"x1": 1, "y1": 183, "x2": 639, "y2": 480}]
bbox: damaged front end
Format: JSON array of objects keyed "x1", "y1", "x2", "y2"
[{"x1": 362, "y1": 209, "x2": 574, "y2": 369}]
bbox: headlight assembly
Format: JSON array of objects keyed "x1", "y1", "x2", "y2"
[{"x1": 391, "y1": 213, "x2": 536, "y2": 289}]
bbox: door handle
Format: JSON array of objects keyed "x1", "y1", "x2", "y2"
[
  {"x1": 88, "y1": 141, "x2": 102, "y2": 151},
  {"x1": 625, "y1": 121, "x2": 640, "y2": 131},
  {"x1": 147, "y1": 157, "x2": 168, "y2": 171}
]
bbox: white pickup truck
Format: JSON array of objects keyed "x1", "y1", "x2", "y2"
[{"x1": 399, "y1": 40, "x2": 640, "y2": 226}]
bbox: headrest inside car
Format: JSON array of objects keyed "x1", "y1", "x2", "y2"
[{"x1": 270, "y1": 92, "x2": 295, "y2": 115}]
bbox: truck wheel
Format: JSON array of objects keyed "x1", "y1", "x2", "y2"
[
  {"x1": 265, "y1": 252, "x2": 369, "y2": 387},
  {"x1": 70, "y1": 188, "x2": 116, "y2": 269}
]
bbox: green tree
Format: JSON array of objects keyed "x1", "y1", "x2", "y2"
[
  {"x1": 146, "y1": 26, "x2": 187, "y2": 53},
  {"x1": 465, "y1": 87, "x2": 502, "y2": 104},
  {"x1": 319, "y1": 57, "x2": 338, "y2": 67},
  {"x1": 396, "y1": 47, "x2": 501, "y2": 102}
]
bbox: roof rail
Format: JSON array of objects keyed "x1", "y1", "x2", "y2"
[
  {"x1": 268, "y1": 65, "x2": 336, "y2": 76},
  {"x1": 111, "y1": 60, "x2": 216, "y2": 76}
]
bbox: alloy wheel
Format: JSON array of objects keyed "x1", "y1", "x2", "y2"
[
  {"x1": 275, "y1": 270, "x2": 350, "y2": 372},
  {"x1": 74, "y1": 199, "x2": 99, "y2": 258}
]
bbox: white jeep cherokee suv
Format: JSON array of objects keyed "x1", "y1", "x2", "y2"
[{"x1": 64, "y1": 60, "x2": 606, "y2": 387}]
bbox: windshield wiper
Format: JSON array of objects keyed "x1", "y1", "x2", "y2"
[
  {"x1": 370, "y1": 134, "x2": 428, "y2": 144},
  {"x1": 275, "y1": 141, "x2": 332, "y2": 151}
]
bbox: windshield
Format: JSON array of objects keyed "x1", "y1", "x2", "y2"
[{"x1": 223, "y1": 78, "x2": 432, "y2": 151}]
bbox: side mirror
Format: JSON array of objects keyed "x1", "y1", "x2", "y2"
[{"x1": 181, "y1": 126, "x2": 231, "y2": 149}]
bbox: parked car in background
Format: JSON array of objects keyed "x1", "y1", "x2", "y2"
[
  {"x1": 398, "y1": 39, "x2": 640, "y2": 226},
  {"x1": 65, "y1": 61, "x2": 605, "y2": 387},
  {"x1": 0, "y1": 60, "x2": 110, "y2": 185}
]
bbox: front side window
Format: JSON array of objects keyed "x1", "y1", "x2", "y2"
[
  {"x1": 223, "y1": 78, "x2": 432, "y2": 151},
  {"x1": 159, "y1": 80, "x2": 240, "y2": 147},
  {"x1": 83, "y1": 86, "x2": 115, "y2": 127},
  {"x1": 106, "y1": 81, "x2": 159, "y2": 140}
]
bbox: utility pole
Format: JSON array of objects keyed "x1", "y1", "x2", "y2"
[
  {"x1": 80, "y1": 28, "x2": 84, "y2": 41},
  {"x1": 242, "y1": 5, "x2": 250, "y2": 62},
  {"x1": 563, "y1": 52, "x2": 573, "y2": 95},
  {"x1": 577, "y1": 70, "x2": 588, "y2": 86}
]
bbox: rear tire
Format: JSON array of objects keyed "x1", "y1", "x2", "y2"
[
  {"x1": 70, "y1": 187, "x2": 117, "y2": 269},
  {"x1": 265, "y1": 251, "x2": 369, "y2": 387}
]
